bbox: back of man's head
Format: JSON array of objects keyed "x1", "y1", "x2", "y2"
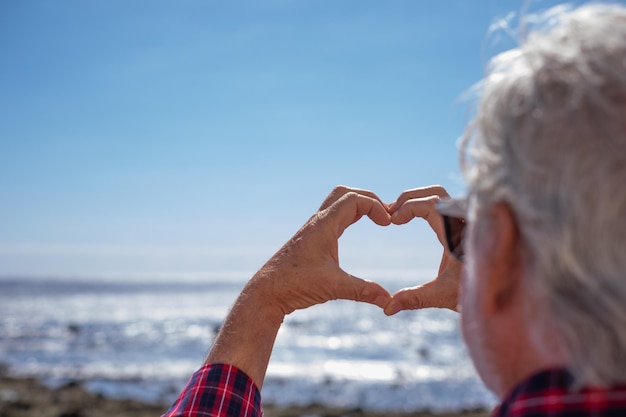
[{"x1": 461, "y1": 3, "x2": 626, "y2": 387}]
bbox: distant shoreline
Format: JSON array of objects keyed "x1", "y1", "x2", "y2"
[{"x1": 0, "y1": 372, "x2": 491, "y2": 417}]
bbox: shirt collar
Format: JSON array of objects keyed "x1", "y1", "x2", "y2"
[{"x1": 493, "y1": 367, "x2": 574, "y2": 416}]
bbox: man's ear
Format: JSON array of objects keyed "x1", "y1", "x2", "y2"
[{"x1": 481, "y1": 202, "x2": 524, "y2": 315}]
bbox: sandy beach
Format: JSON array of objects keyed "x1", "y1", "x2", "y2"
[{"x1": 0, "y1": 372, "x2": 491, "y2": 417}]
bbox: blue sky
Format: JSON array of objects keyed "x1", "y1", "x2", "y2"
[{"x1": 0, "y1": 0, "x2": 596, "y2": 281}]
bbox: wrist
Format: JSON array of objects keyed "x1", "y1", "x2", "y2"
[{"x1": 244, "y1": 269, "x2": 286, "y2": 327}]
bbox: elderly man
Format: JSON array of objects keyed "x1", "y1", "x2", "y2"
[{"x1": 163, "y1": 3, "x2": 626, "y2": 416}]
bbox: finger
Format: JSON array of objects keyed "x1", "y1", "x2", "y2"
[
  {"x1": 328, "y1": 192, "x2": 392, "y2": 237},
  {"x1": 391, "y1": 195, "x2": 440, "y2": 225},
  {"x1": 333, "y1": 271, "x2": 392, "y2": 309},
  {"x1": 319, "y1": 185, "x2": 388, "y2": 211},
  {"x1": 388, "y1": 185, "x2": 449, "y2": 213},
  {"x1": 390, "y1": 195, "x2": 448, "y2": 246},
  {"x1": 384, "y1": 280, "x2": 459, "y2": 315}
]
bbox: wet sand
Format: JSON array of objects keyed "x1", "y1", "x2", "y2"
[{"x1": 0, "y1": 373, "x2": 490, "y2": 417}]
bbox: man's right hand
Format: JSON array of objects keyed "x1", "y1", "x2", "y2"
[{"x1": 384, "y1": 185, "x2": 462, "y2": 314}]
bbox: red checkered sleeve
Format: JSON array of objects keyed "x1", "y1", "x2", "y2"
[{"x1": 162, "y1": 363, "x2": 262, "y2": 417}]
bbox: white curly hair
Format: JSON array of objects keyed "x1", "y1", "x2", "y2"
[{"x1": 461, "y1": 2, "x2": 626, "y2": 387}]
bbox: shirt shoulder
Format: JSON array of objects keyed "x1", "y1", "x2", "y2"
[
  {"x1": 162, "y1": 363, "x2": 263, "y2": 417},
  {"x1": 492, "y1": 368, "x2": 626, "y2": 417}
]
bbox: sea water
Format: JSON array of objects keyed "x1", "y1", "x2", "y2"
[{"x1": 0, "y1": 275, "x2": 496, "y2": 412}]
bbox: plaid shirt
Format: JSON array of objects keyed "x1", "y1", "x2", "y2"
[
  {"x1": 492, "y1": 368, "x2": 626, "y2": 417},
  {"x1": 163, "y1": 364, "x2": 626, "y2": 417},
  {"x1": 162, "y1": 363, "x2": 262, "y2": 417}
]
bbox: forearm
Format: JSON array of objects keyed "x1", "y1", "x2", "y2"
[
  {"x1": 204, "y1": 187, "x2": 394, "y2": 388},
  {"x1": 166, "y1": 187, "x2": 399, "y2": 417},
  {"x1": 205, "y1": 270, "x2": 284, "y2": 389}
]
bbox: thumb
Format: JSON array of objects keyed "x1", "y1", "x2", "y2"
[
  {"x1": 384, "y1": 280, "x2": 458, "y2": 315},
  {"x1": 334, "y1": 271, "x2": 391, "y2": 309}
]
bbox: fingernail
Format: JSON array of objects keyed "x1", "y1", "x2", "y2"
[{"x1": 386, "y1": 302, "x2": 401, "y2": 316}]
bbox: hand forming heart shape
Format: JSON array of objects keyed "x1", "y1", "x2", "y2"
[
  {"x1": 251, "y1": 185, "x2": 462, "y2": 326},
  {"x1": 206, "y1": 184, "x2": 464, "y2": 388}
]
